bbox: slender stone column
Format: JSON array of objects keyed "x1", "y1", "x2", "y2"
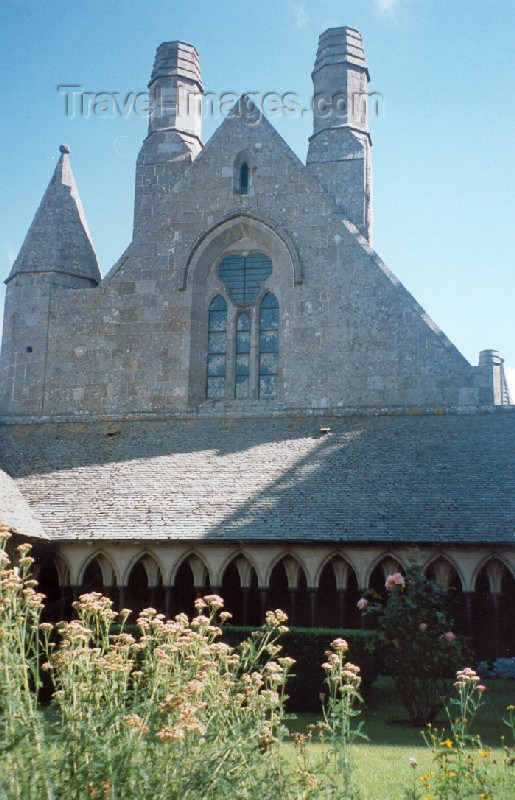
[
  {"x1": 58, "y1": 586, "x2": 68, "y2": 620},
  {"x1": 309, "y1": 588, "x2": 317, "y2": 627},
  {"x1": 289, "y1": 588, "x2": 297, "y2": 626},
  {"x1": 116, "y1": 586, "x2": 126, "y2": 612},
  {"x1": 241, "y1": 587, "x2": 249, "y2": 626},
  {"x1": 463, "y1": 592, "x2": 474, "y2": 639},
  {"x1": 259, "y1": 588, "x2": 268, "y2": 623},
  {"x1": 492, "y1": 593, "x2": 501, "y2": 659},
  {"x1": 164, "y1": 586, "x2": 173, "y2": 619},
  {"x1": 337, "y1": 588, "x2": 348, "y2": 629}
]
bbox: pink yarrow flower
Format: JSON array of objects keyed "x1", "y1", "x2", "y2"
[
  {"x1": 409, "y1": 757, "x2": 417, "y2": 768},
  {"x1": 356, "y1": 597, "x2": 368, "y2": 610}
]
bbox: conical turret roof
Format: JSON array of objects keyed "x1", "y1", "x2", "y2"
[{"x1": 7, "y1": 145, "x2": 100, "y2": 284}]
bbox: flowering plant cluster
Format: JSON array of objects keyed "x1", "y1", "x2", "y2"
[
  {"x1": 404, "y1": 668, "x2": 514, "y2": 800},
  {"x1": 358, "y1": 560, "x2": 470, "y2": 725},
  {"x1": 0, "y1": 535, "x2": 366, "y2": 799}
]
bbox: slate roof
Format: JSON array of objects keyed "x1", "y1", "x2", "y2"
[
  {"x1": 0, "y1": 468, "x2": 48, "y2": 540},
  {"x1": 7, "y1": 146, "x2": 101, "y2": 285},
  {"x1": 0, "y1": 412, "x2": 513, "y2": 545}
]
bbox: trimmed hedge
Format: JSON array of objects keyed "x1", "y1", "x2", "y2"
[{"x1": 223, "y1": 625, "x2": 378, "y2": 712}]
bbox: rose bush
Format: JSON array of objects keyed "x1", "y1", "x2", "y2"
[{"x1": 358, "y1": 560, "x2": 470, "y2": 725}]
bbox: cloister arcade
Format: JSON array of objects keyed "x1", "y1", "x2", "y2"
[{"x1": 35, "y1": 544, "x2": 515, "y2": 660}]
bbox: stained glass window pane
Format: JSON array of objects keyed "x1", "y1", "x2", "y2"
[
  {"x1": 259, "y1": 375, "x2": 278, "y2": 398},
  {"x1": 218, "y1": 253, "x2": 272, "y2": 305},
  {"x1": 207, "y1": 377, "x2": 225, "y2": 398},
  {"x1": 236, "y1": 354, "x2": 250, "y2": 376},
  {"x1": 207, "y1": 295, "x2": 227, "y2": 398},
  {"x1": 208, "y1": 332, "x2": 226, "y2": 354},
  {"x1": 237, "y1": 312, "x2": 251, "y2": 331},
  {"x1": 259, "y1": 352, "x2": 278, "y2": 375},
  {"x1": 258, "y1": 292, "x2": 278, "y2": 398},
  {"x1": 259, "y1": 331, "x2": 278, "y2": 353},
  {"x1": 235, "y1": 375, "x2": 249, "y2": 399},
  {"x1": 240, "y1": 162, "x2": 249, "y2": 195}
]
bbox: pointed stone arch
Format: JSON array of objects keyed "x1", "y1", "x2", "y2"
[
  {"x1": 472, "y1": 556, "x2": 515, "y2": 661},
  {"x1": 125, "y1": 552, "x2": 164, "y2": 617},
  {"x1": 314, "y1": 551, "x2": 358, "y2": 589},
  {"x1": 424, "y1": 554, "x2": 464, "y2": 591},
  {"x1": 265, "y1": 551, "x2": 309, "y2": 588},
  {"x1": 233, "y1": 150, "x2": 254, "y2": 195},
  {"x1": 171, "y1": 550, "x2": 212, "y2": 588},
  {"x1": 266, "y1": 552, "x2": 310, "y2": 626},
  {"x1": 365, "y1": 552, "x2": 405, "y2": 591},
  {"x1": 123, "y1": 551, "x2": 165, "y2": 588},
  {"x1": 315, "y1": 552, "x2": 359, "y2": 629},
  {"x1": 472, "y1": 554, "x2": 515, "y2": 593},
  {"x1": 171, "y1": 551, "x2": 211, "y2": 619},
  {"x1": 216, "y1": 550, "x2": 260, "y2": 587},
  {"x1": 79, "y1": 551, "x2": 118, "y2": 588},
  {"x1": 179, "y1": 211, "x2": 302, "y2": 291},
  {"x1": 220, "y1": 553, "x2": 260, "y2": 626}
]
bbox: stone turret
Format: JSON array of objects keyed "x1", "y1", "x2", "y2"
[
  {"x1": 306, "y1": 27, "x2": 373, "y2": 241},
  {"x1": 0, "y1": 145, "x2": 99, "y2": 417},
  {"x1": 7, "y1": 144, "x2": 100, "y2": 286},
  {"x1": 133, "y1": 41, "x2": 203, "y2": 234}
]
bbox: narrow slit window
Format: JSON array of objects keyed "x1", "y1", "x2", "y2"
[
  {"x1": 259, "y1": 293, "x2": 279, "y2": 398},
  {"x1": 235, "y1": 312, "x2": 251, "y2": 399},
  {"x1": 239, "y1": 162, "x2": 249, "y2": 194},
  {"x1": 207, "y1": 295, "x2": 227, "y2": 399}
]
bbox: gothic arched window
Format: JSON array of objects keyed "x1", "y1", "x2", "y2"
[
  {"x1": 259, "y1": 293, "x2": 279, "y2": 398},
  {"x1": 207, "y1": 295, "x2": 227, "y2": 399},
  {"x1": 239, "y1": 162, "x2": 249, "y2": 194},
  {"x1": 235, "y1": 312, "x2": 251, "y2": 399}
]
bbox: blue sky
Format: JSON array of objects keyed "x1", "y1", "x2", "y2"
[{"x1": 1, "y1": 0, "x2": 514, "y2": 392}]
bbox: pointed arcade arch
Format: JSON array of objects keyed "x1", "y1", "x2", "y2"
[
  {"x1": 221, "y1": 554, "x2": 259, "y2": 626},
  {"x1": 473, "y1": 557, "x2": 515, "y2": 660},
  {"x1": 316, "y1": 555, "x2": 359, "y2": 629},
  {"x1": 126, "y1": 554, "x2": 164, "y2": 617}
]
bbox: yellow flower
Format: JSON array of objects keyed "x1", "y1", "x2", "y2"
[
  {"x1": 440, "y1": 739, "x2": 453, "y2": 748},
  {"x1": 477, "y1": 749, "x2": 490, "y2": 758}
]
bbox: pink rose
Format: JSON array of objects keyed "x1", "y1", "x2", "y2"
[
  {"x1": 385, "y1": 572, "x2": 405, "y2": 589},
  {"x1": 357, "y1": 597, "x2": 368, "y2": 610},
  {"x1": 443, "y1": 631, "x2": 455, "y2": 642}
]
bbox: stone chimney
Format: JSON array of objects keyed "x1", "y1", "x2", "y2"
[
  {"x1": 306, "y1": 27, "x2": 373, "y2": 241},
  {"x1": 133, "y1": 41, "x2": 203, "y2": 234}
]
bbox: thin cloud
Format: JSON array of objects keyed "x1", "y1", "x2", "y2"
[
  {"x1": 5, "y1": 245, "x2": 16, "y2": 266},
  {"x1": 375, "y1": 0, "x2": 399, "y2": 15},
  {"x1": 290, "y1": 3, "x2": 309, "y2": 29}
]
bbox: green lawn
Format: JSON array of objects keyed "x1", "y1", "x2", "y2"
[{"x1": 285, "y1": 678, "x2": 515, "y2": 800}]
